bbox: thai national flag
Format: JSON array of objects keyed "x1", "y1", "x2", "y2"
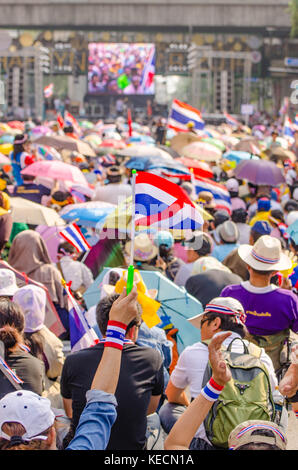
[
  {"x1": 224, "y1": 112, "x2": 241, "y2": 128},
  {"x1": 168, "y1": 99, "x2": 205, "y2": 133},
  {"x1": 283, "y1": 116, "x2": 295, "y2": 142},
  {"x1": 134, "y1": 171, "x2": 203, "y2": 230},
  {"x1": 64, "y1": 111, "x2": 81, "y2": 136},
  {"x1": 100, "y1": 154, "x2": 116, "y2": 166},
  {"x1": 65, "y1": 283, "x2": 99, "y2": 352},
  {"x1": 193, "y1": 176, "x2": 232, "y2": 215},
  {"x1": 141, "y1": 45, "x2": 155, "y2": 92},
  {"x1": 44, "y1": 83, "x2": 54, "y2": 98},
  {"x1": 59, "y1": 223, "x2": 91, "y2": 253}
]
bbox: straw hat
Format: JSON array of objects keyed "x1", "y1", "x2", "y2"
[
  {"x1": 125, "y1": 233, "x2": 158, "y2": 262},
  {"x1": 238, "y1": 235, "x2": 292, "y2": 272},
  {"x1": 188, "y1": 296, "x2": 246, "y2": 329}
]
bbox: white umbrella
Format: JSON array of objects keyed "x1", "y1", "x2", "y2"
[
  {"x1": 181, "y1": 142, "x2": 222, "y2": 162},
  {"x1": 9, "y1": 197, "x2": 65, "y2": 226}
]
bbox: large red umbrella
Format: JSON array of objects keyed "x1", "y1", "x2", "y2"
[
  {"x1": 176, "y1": 157, "x2": 213, "y2": 178},
  {"x1": 7, "y1": 121, "x2": 25, "y2": 132}
]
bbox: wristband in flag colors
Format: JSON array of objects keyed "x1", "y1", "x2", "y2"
[
  {"x1": 104, "y1": 320, "x2": 127, "y2": 350},
  {"x1": 201, "y1": 377, "x2": 224, "y2": 402}
]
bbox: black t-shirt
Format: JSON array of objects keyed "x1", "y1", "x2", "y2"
[
  {"x1": 0, "y1": 351, "x2": 45, "y2": 399},
  {"x1": 185, "y1": 269, "x2": 243, "y2": 308},
  {"x1": 12, "y1": 183, "x2": 51, "y2": 204},
  {"x1": 60, "y1": 342, "x2": 164, "y2": 450}
]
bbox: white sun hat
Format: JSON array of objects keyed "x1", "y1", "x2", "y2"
[
  {"x1": 238, "y1": 235, "x2": 292, "y2": 272},
  {"x1": 188, "y1": 296, "x2": 246, "y2": 329}
]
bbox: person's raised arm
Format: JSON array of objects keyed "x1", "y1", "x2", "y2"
[
  {"x1": 67, "y1": 286, "x2": 139, "y2": 450},
  {"x1": 90, "y1": 286, "x2": 138, "y2": 394},
  {"x1": 164, "y1": 331, "x2": 232, "y2": 450}
]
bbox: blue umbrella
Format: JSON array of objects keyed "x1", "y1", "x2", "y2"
[
  {"x1": 223, "y1": 150, "x2": 259, "y2": 164},
  {"x1": 125, "y1": 156, "x2": 190, "y2": 174},
  {"x1": 0, "y1": 135, "x2": 14, "y2": 144},
  {"x1": 127, "y1": 135, "x2": 155, "y2": 145},
  {"x1": 61, "y1": 206, "x2": 115, "y2": 228},
  {"x1": 84, "y1": 267, "x2": 202, "y2": 353}
]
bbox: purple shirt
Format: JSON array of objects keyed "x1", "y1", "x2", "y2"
[{"x1": 220, "y1": 282, "x2": 298, "y2": 336}]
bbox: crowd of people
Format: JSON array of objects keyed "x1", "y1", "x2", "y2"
[{"x1": 0, "y1": 110, "x2": 297, "y2": 452}]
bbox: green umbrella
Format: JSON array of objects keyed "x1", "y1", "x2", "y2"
[{"x1": 201, "y1": 137, "x2": 226, "y2": 152}]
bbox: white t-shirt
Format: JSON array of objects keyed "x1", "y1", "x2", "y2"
[{"x1": 170, "y1": 331, "x2": 280, "y2": 442}]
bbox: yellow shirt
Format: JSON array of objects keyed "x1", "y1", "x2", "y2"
[{"x1": 249, "y1": 211, "x2": 271, "y2": 227}]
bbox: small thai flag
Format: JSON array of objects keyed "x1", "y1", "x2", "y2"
[
  {"x1": 101, "y1": 154, "x2": 116, "y2": 165},
  {"x1": 224, "y1": 111, "x2": 241, "y2": 127},
  {"x1": 59, "y1": 223, "x2": 91, "y2": 253},
  {"x1": 64, "y1": 283, "x2": 99, "y2": 352},
  {"x1": 44, "y1": 83, "x2": 54, "y2": 98},
  {"x1": 168, "y1": 99, "x2": 205, "y2": 133},
  {"x1": 64, "y1": 111, "x2": 81, "y2": 136},
  {"x1": 283, "y1": 116, "x2": 295, "y2": 143},
  {"x1": 194, "y1": 176, "x2": 232, "y2": 215},
  {"x1": 141, "y1": 45, "x2": 155, "y2": 92}
]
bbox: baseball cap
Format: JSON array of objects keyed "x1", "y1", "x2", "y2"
[
  {"x1": 0, "y1": 390, "x2": 55, "y2": 443},
  {"x1": 228, "y1": 420, "x2": 287, "y2": 450},
  {"x1": 213, "y1": 210, "x2": 230, "y2": 228},
  {"x1": 257, "y1": 198, "x2": 271, "y2": 212},
  {"x1": 251, "y1": 220, "x2": 271, "y2": 236},
  {"x1": 0, "y1": 269, "x2": 19, "y2": 296},
  {"x1": 188, "y1": 296, "x2": 246, "y2": 329},
  {"x1": 226, "y1": 178, "x2": 239, "y2": 193}
]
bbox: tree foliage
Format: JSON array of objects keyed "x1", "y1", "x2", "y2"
[{"x1": 289, "y1": 0, "x2": 298, "y2": 37}]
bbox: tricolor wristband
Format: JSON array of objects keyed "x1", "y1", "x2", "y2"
[
  {"x1": 201, "y1": 378, "x2": 224, "y2": 402},
  {"x1": 104, "y1": 320, "x2": 127, "y2": 350}
]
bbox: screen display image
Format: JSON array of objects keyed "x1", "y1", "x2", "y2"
[{"x1": 88, "y1": 43, "x2": 155, "y2": 95}]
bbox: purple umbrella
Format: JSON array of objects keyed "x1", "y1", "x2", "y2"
[{"x1": 234, "y1": 159, "x2": 285, "y2": 186}]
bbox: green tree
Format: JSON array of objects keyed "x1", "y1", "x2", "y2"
[{"x1": 289, "y1": 0, "x2": 298, "y2": 37}]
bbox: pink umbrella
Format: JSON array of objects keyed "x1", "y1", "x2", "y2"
[
  {"x1": 31, "y1": 126, "x2": 51, "y2": 136},
  {"x1": 0, "y1": 153, "x2": 10, "y2": 164},
  {"x1": 21, "y1": 160, "x2": 88, "y2": 186},
  {"x1": 181, "y1": 141, "x2": 222, "y2": 162}
]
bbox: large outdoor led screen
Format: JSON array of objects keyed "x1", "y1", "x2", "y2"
[{"x1": 88, "y1": 43, "x2": 155, "y2": 95}]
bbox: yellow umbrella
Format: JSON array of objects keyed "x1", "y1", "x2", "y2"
[{"x1": 0, "y1": 143, "x2": 13, "y2": 155}]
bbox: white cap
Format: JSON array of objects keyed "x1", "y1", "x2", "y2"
[
  {"x1": 188, "y1": 296, "x2": 246, "y2": 329},
  {"x1": 226, "y1": 178, "x2": 239, "y2": 193},
  {"x1": 0, "y1": 390, "x2": 55, "y2": 443},
  {"x1": 0, "y1": 269, "x2": 19, "y2": 297}
]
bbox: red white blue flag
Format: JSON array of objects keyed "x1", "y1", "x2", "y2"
[
  {"x1": 44, "y1": 83, "x2": 54, "y2": 98},
  {"x1": 141, "y1": 45, "x2": 155, "y2": 92},
  {"x1": 59, "y1": 223, "x2": 91, "y2": 253},
  {"x1": 64, "y1": 111, "x2": 81, "y2": 136},
  {"x1": 64, "y1": 283, "x2": 99, "y2": 352},
  {"x1": 194, "y1": 176, "x2": 232, "y2": 215},
  {"x1": 134, "y1": 171, "x2": 203, "y2": 230},
  {"x1": 168, "y1": 99, "x2": 205, "y2": 133},
  {"x1": 224, "y1": 111, "x2": 241, "y2": 127},
  {"x1": 283, "y1": 115, "x2": 295, "y2": 142}
]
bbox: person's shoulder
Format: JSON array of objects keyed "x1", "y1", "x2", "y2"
[
  {"x1": 64, "y1": 344, "x2": 103, "y2": 366},
  {"x1": 221, "y1": 283, "x2": 242, "y2": 295},
  {"x1": 124, "y1": 343, "x2": 163, "y2": 368},
  {"x1": 275, "y1": 287, "x2": 298, "y2": 303}
]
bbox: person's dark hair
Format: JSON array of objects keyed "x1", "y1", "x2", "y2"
[
  {"x1": 58, "y1": 241, "x2": 76, "y2": 255},
  {"x1": 63, "y1": 125, "x2": 74, "y2": 134},
  {"x1": 203, "y1": 311, "x2": 248, "y2": 338},
  {"x1": 229, "y1": 191, "x2": 239, "y2": 198},
  {"x1": 231, "y1": 209, "x2": 247, "y2": 224},
  {"x1": 284, "y1": 199, "x2": 298, "y2": 213},
  {"x1": 0, "y1": 422, "x2": 52, "y2": 450},
  {"x1": 23, "y1": 331, "x2": 45, "y2": 365},
  {"x1": 235, "y1": 429, "x2": 281, "y2": 451},
  {"x1": 250, "y1": 229, "x2": 266, "y2": 244},
  {"x1": 270, "y1": 209, "x2": 285, "y2": 224},
  {"x1": 0, "y1": 299, "x2": 25, "y2": 333},
  {"x1": 290, "y1": 238, "x2": 298, "y2": 253},
  {"x1": 213, "y1": 211, "x2": 230, "y2": 228},
  {"x1": 96, "y1": 293, "x2": 142, "y2": 336},
  {"x1": 0, "y1": 325, "x2": 23, "y2": 354},
  {"x1": 22, "y1": 174, "x2": 35, "y2": 182},
  {"x1": 250, "y1": 267, "x2": 277, "y2": 276},
  {"x1": 13, "y1": 134, "x2": 27, "y2": 161}
]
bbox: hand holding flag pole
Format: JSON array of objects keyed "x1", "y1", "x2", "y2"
[{"x1": 127, "y1": 169, "x2": 137, "y2": 294}]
